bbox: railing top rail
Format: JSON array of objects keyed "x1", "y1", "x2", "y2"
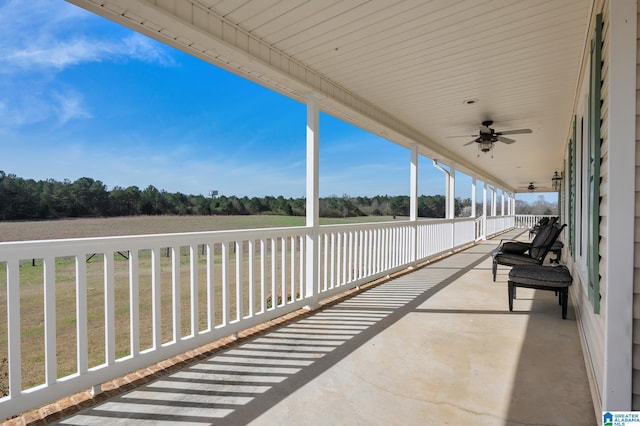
[
  {"x1": 513, "y1": 214, "x2": 555, "y2": 218},
  {"x1": 0, "y1": 225, "x2": 310, "y2": 258},
  {"x1": 301, "y1": 216, "x2": 478, "y2": 232}
]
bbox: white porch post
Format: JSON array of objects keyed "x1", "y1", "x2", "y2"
[
  {"x1": 501, "y1": 191, "x2": 505, "y2": 216},
  {"x1": 482, "y1": 181, "x2": 488, "y2": 240},
  {"x1": 471, "y1": 177, "x2": 477, "y2": 218},
  {"x1": 602, "y1": 0, "x2": 636, "y2": 410},
  {"x1": 410, "y1": 146, "x2": 418, "y2": 265},
  {"x1": 491, "y1": 186, "x2": 497, "y2": 216},
  {"x1": 510, "y1": 193, "x2": 515, "y2": 215},
  {"x1": 410, "y1": 146, "x2": 418, "y2": 222},
  {"x1": 305, "y1": 93, "x2": 320, "y2": 310},
  {"x1": 448, "y1": 164, "x2": 456, "y2": 219}
]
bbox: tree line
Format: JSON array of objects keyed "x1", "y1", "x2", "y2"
[{"x1": 0, "y1": 171, "x2": 555, "y2": 221}]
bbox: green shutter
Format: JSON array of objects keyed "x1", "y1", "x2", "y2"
[
  {"x1": 569, "y1": 118, "x2": 576, "y2": 257},
  {"x1": 587, "y1": 13, "x2": 602, "y2": 314}
]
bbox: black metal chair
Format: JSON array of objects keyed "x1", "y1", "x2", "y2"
[
  {"x1": 492, "y1": 223, "x2": 566, "y2": 281},
  {"x1": 528, "y1": 217, "x2": 549, "y2": 239},
  {"x1": 528, "y1": 216, "x2": 558, "y2": 239}
]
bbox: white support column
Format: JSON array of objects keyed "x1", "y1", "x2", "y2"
[
  {"x1": 305, "y1": 93, "x2": 320, "y2": 310},
  {"x1": 410, "y1": 146, "x2": 418, "y2": 222},
  {"x1": 448, "y1": 164, "x2": 456, "y2": 219},
  {"x1": 444, "y1": 167, "x2": 452, "y2": 219},
  {"x1": 491, "y1": 187, "x2": 497, "y2": 216},
  {"x1": 410, "y1": 147, "x2": 419, "y2": 266},
  {"x1": 471, "y1": 177, "x2": 477, "y2": 218},
  {"x1": 501, "y1": 191, "x2": 505, "y2": 216},
  {"x1": 602, "y1": 0, "x2": 636, "y2": 411},
  {"x1": 482, "y1": 181, "x2": 488, "y2": 240}
]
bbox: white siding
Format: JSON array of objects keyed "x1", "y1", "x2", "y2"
[
  {"x1": 576, "y1": 0, "x2": 638, "y2": 411},
  {"x1": 634, "y1": 0, "x2": 640, "y2": 410},
  {"x1": 567, "y1": 0, "x2": 608, "y2": 412}
]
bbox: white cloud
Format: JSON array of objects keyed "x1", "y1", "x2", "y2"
[
  {"x1": 0, "y1": 1, "x2": 174, "y2": 72},
  {"x1": 53, "y1": 90, "x2": 92, "y2": 125},
  {"x1": 0, "y1": 0, "x2": 175, "y2": 130},
  {"x1": 1, "y1": 34, "x2": 175, "y2": 72},
  {"x1": 0, "y1": 94, "x2": 50, "y2": 128},
  {"x1": 0, "y1": 88, "x2": 91, "y2": 130},
  {"x1": 122, "y1": 34, "x2": 176, "y2": 67}
]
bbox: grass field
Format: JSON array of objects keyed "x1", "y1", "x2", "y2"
[
  {"x1": 0, "y1": 214, "x2": 398, "y2": 242},
  {"x1": 0, "y1": 214, "x2": 397, "y2": 394}
]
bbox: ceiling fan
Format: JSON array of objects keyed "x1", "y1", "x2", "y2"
[
  {"x1": 448, "y1": 120, "x2": 532, "y2": 156},
  {"x1": 518, "y1": 182, "x2": 538, "y2": 192}
]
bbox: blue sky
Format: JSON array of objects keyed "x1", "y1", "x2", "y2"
[{"x1": 0, "y1": 0, "x2": 551, "y2": 204}]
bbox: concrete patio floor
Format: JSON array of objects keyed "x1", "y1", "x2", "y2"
[{"x1": 52, "y1": 229, "x2": 596, "y2": 425}]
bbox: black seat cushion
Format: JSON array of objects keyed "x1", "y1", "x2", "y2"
[
  {"x1": 494, "y1": 252, "x2": 541, "y2": 266},
  {"x1": 509, "y1": 265, "x2": 572, "y2": 288}
]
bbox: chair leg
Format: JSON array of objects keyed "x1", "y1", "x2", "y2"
[
  {"x1": 492, "y1": 260, "x2": 497, "y2": 282},
  {"x1": 508, "y1": 282, "x2": 515, "y2": 311},
  {"x1": 561, "y1": 288, "x2": 568, "y2": 319}
]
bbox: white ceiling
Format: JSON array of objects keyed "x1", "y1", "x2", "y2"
[{"x1": 68, "y1": 0, "x2": 593, "y2": 192}]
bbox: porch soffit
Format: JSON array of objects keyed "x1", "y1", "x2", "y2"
[{"x1": 67, "y1": 0, "x2": 592, "y2": 193}]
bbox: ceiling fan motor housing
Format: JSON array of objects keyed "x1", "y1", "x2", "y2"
[{"x1": 480, "y1": 141, "x2": 493, "y2": 152}]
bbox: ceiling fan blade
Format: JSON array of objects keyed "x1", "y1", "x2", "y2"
[
  {"x1": 498, "y1": 128, "x2": 532, "y2": 136},
  {"x1": 479, "y1": 126, "x2": 492, "y2": 134},
  {"x1": 497, "y1": 136, "x2": 516, "y2": 144},
  {"x1": 446, "y1": 134, "x2": 478, "y2": 138},
  {"x1": 463, "y1": 140, "x2": 477, "y2": 146}
]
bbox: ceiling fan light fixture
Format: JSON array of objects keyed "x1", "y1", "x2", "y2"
[
  {"x1": 552, "y1": 171, "x2": 562, "y2": 191},
  {"x1": 480, "y1": 141, "x2": 492, "y2": 152}
]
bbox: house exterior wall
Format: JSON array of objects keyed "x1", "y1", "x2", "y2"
[
  {"x1": 566, "y1": 0, "x2": 638, "y2": 414},
  {"x1": 565, "y1": 0, "x2": 607, "y2": 411},
  {"x1": 604, "y1": 0, "x2": 636, "y2": 410},
  {"x1": 633, "y1": 0, "x2": 640, "y2": 410}
]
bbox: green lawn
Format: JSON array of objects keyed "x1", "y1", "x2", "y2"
[{"x1": 0, "y1": 214, "x2": 398, "y2": 242}]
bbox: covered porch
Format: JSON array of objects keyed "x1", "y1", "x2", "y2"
[
  {"x1": 2, "y1": 0, "x2": 637, "y2": 422},
  {"x1": 18, "y1": 228, "x2": 595, "y2": 425}
]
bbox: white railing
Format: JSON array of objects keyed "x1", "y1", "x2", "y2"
[
  {"x1": 486, "y1": 215, "x2": 515, "y2": 237},
  {"x1": 0, "y1": 216, "x2": 512, "y2": 419},
  {"x1": 474, "y1": 216, "x2": 484, "y2": 241},
  {"x1": 513, "y1": 214, "x2": 556, "y2": 229}
]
